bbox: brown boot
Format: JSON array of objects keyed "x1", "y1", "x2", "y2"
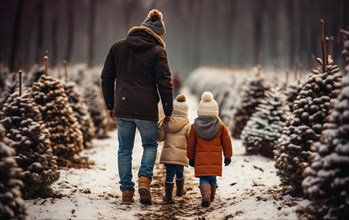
[
  {"x1": 175, "y1": 178, "x2": 186, "y2": 196},
  {"x1": 210, "y1": 184, "x2": 218, "y2": 202},
  {"x1": 122, "y1": 190, "x2": 134, "y2": 204},
  {"x1": 138, "y1": 176, "x2": 152, "y2": 205},
  {"x1": 199, "y1": 183, "x2": 211, "y2": 207},
  {"x1": 164, "y1": 182, "x2": 174, "y2": 203}
]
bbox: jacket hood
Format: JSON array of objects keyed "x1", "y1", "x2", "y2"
[
  {"x1": 193, "y1": 116, "x2": 221, "y2": 140},
  {"x1": 163, "y1": 116, "x2": 189, "y2": 133},
  {"x1": 126, "y1": 26, "x2": 165, "y2": 51}
]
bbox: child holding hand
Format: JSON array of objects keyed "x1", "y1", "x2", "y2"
[{"x1": 158, "y1": 94, "x2": 191, "y2": 203}]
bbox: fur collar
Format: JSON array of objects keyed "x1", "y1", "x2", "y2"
[{"x1": 128, "y1": 26, "x2": 166, "y2": 48}]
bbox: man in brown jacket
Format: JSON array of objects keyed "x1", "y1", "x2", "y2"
[{"x1": 101, "y1": 9, "x2": 173, "y2": 205}]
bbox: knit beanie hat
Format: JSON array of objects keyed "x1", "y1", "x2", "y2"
[
  {"x1": 172, "y1": 94, "x2": 188, "y2": 117},
  {"x1": 141, "y1": 9, "x2": 166, "y2": 35},
  {"x1": 197, "y1": 92, "x2": 218, "y2": 117}
]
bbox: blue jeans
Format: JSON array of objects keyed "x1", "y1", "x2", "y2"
[
  {"x1": 165, "y1": 164, "x2": 184, "y2": 183},
  {"x1": 199, "y1": 176, "x2": 217, "y2": 185},
  {"x1": 116, "y1": 117, "x2": 158, "y2": 192}
]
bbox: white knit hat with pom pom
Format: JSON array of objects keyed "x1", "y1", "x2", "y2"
[
  {"x1": 172, "y1": 94, "x2": 188, "y2": 117},
  {"x1": 197, "y1": 91, "x2": 218, "y2": 117}
]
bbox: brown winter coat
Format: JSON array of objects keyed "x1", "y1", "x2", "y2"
[
  {"x1": 158, "y1": 116, "x2": 191, "y2": 167},
  {"x1": 101, "y1": 26, "x2": 173, "y2": 121},
  {"x1": 187, "y1": 117, "x2": 233, "y2": 177}
]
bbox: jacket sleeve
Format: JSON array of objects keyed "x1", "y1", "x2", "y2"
[
  {"x1": 157, "y1": 120, "x2": 166, "y2": 142},
  {"x1": 187, "y1": 125, "x2": 196, "y2": 160},
  {"x1": 185, "y1": 124, "x2": 191, "y2": 140},
  {"x1": 101, "y1": 45, "x2": 116, "y2": 110},
  {"x1": 154, "y1": 47, "x2": 173, "y2": 116},
  {"x1": 221, "y1": 124, "x2": 233, "y2": 158}
]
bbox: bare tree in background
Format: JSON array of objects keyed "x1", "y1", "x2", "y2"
[
  {"x1": 253, "y1": 1, "x2": 264, "y2": 65},
  {"x1": 51, "y1": 7, "x2": 58, "y2": 67},
  {"x1": 87, "y1": 0, "x2": 96, "y2": 68},
  {"x1": 191, "y1": 1, "x2": 203, "y2": 69},
  {"x1": 65, "y1": 0, "x2": 74, "y2": 63},
  {"x1": 35, "y1": 0, "x2": 44, "y2": 65},
  {"x1": 9, "y1": 0, "x2": 24, "y2": 73},
  {"x1": 226, "y1": 1, "x2": 237, "y2": 65},
  {"x1": 123, "y1": 0, "x2": 138, "y2": 32}
]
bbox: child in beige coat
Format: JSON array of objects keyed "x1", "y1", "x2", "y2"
[{"x1": 158, "y1": 94, "x2": 191, "y2": 203}]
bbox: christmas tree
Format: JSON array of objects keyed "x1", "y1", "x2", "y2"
[
  {"x1": 64, "y1": 81, "x2": 95, "y2": 148},
  {"x1": 81, "y1": 83, "x2": 110, "y2": 138},
  {"x1": 300, "y1": 28, "x2": 349, "y2": 220},
  {"x1": 31, "y1": 74, "x2": 83, "y2": 167},
  {"x1": 241, "y1": 87, "x2": 290, "y2": 157},
  {"x1": 231, "y1": 74, "x2": 270, "y2": 139},
  {"x1": 1, "y1": 91, "x2": 59, "y2": 198},
  {"x1": 0, "y1": 123, "x2": 26, "y2": 219},
  {"x1": 274, "y1": 20, "x2": 343, "y2": 195}
]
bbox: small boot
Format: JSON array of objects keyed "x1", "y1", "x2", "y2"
[
  {"x1": 164, "y1": 182, "x2": 174, "y2": 203},
  {"x1": 210, "y1": 184, "x2": 218, "y2": 202},
  {"x1": 175, "y1": 178, "x2": 186, "y2": 196},
  {"x1": 122, "y1": 190, "x2": 135, "y2": 204},
  {"x1": 138, "y1": 176, "x2": 152, "y2": 205},
  {"x1": 199, "y1": 183, "x2": 211, "y2": 207}
]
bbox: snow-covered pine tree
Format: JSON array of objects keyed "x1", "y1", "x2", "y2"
[
  {"x1": 299, "y1": 28, "x2": 349, "y2": 220},
  {"x1": 212, "y1": 85, "x2": 238, "y2": 130},
  {"x1": 241, "y1": 87, "x2": 290, "y2": 157},
  {"x1": 231, "y1": 74, "x2": 270, "y2": 139},
  {"x1": 64, "y1": 81, "x2": 95, "y2": 148},
  {"x1": 0, "y1": 123, "x2": 26, "y2": 219},
  {"x1": 0, "y1": 81, "x2": 17, "y2": 111},
  {"x1": 31, "y1": 74, "x2": 83, "y2": 166},
  {"x1": 81, "y1": 83, "x2": 110, "y2": 138},
  {"x1": 1, "y1": 91, "x2": 60, "y2": 198},
  {"x1": 284, "y1": 82, "x2": 302, "y2": 111},
  {"x1": 274, "y1": 20, "x2": 343, "y2": 195}
]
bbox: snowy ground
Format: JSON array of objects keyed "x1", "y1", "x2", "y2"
[{"x1": 26, "y1": 88, "x2": 308, "y2": 220}]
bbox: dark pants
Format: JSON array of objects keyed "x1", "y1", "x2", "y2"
[{"x1": 165, "y1": 164, "x2": 184, "y2": 183}]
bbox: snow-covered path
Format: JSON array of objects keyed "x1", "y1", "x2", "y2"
[{"x1": 26, "y1": 89, "x2": 305, "y2": 219}]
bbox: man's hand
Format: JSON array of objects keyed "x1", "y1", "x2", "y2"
[
  {"x1": 107, "y1": 109, "x2": 115, "y2": 121},
  {"x1": 163, "y1": 116, "x2": 171, "y2": 124}
]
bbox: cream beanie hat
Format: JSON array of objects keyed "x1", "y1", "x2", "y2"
[
  {"x1": 172, "y1": 94, "x2": 188, "y2": 117},
  {"x1": 197, "y1": 91, "x2": 218, "y2": 117}
]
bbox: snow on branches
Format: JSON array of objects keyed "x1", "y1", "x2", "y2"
[
  {"x1": 31, "y1": 75, "x2": 83, "y2": 167},
  {"x1": 1, "y1": 92, "x2": 59, "y2": 198},
  {"x1": 231, "y1": 75, "x2": 270, "y2": 139},
  {"x1": 299, "y1": 28, "x2": 349, "y2": 220},
  {"x1": 0, "y1": 123, "x2": 26, "y2": 219},
  {"x1": 241, "y1": 87, "x2": 290, "y2": 157},
  {"x1": 274, "y1": 54, "x2": 342, "y2": 196},
  {"x1": 64, "y1": 82, "x2": 95, "y2": 148}
]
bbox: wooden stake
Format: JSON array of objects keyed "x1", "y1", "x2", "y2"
[
  {"x1": 57, "y1": 63, "x2": 61, "y2": 79},
  {"x1": 64, "y1": 60, "x2": 68, "y2": 83},
  {"x1": 329, "y1": 36, "x2": 334, "y2": 57},
  {"x1": 325, "y1": 37, "x2": 330, "y2": 65},
  {"x1": 44, "y1": 56, "x2": 48, "y2": 76},
  {"x1": 19, "y1": 70, "x2": 22, "y2": 96},
  {"x1": 320, "y1": 19, "x2": 326, "y2": 72}
]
